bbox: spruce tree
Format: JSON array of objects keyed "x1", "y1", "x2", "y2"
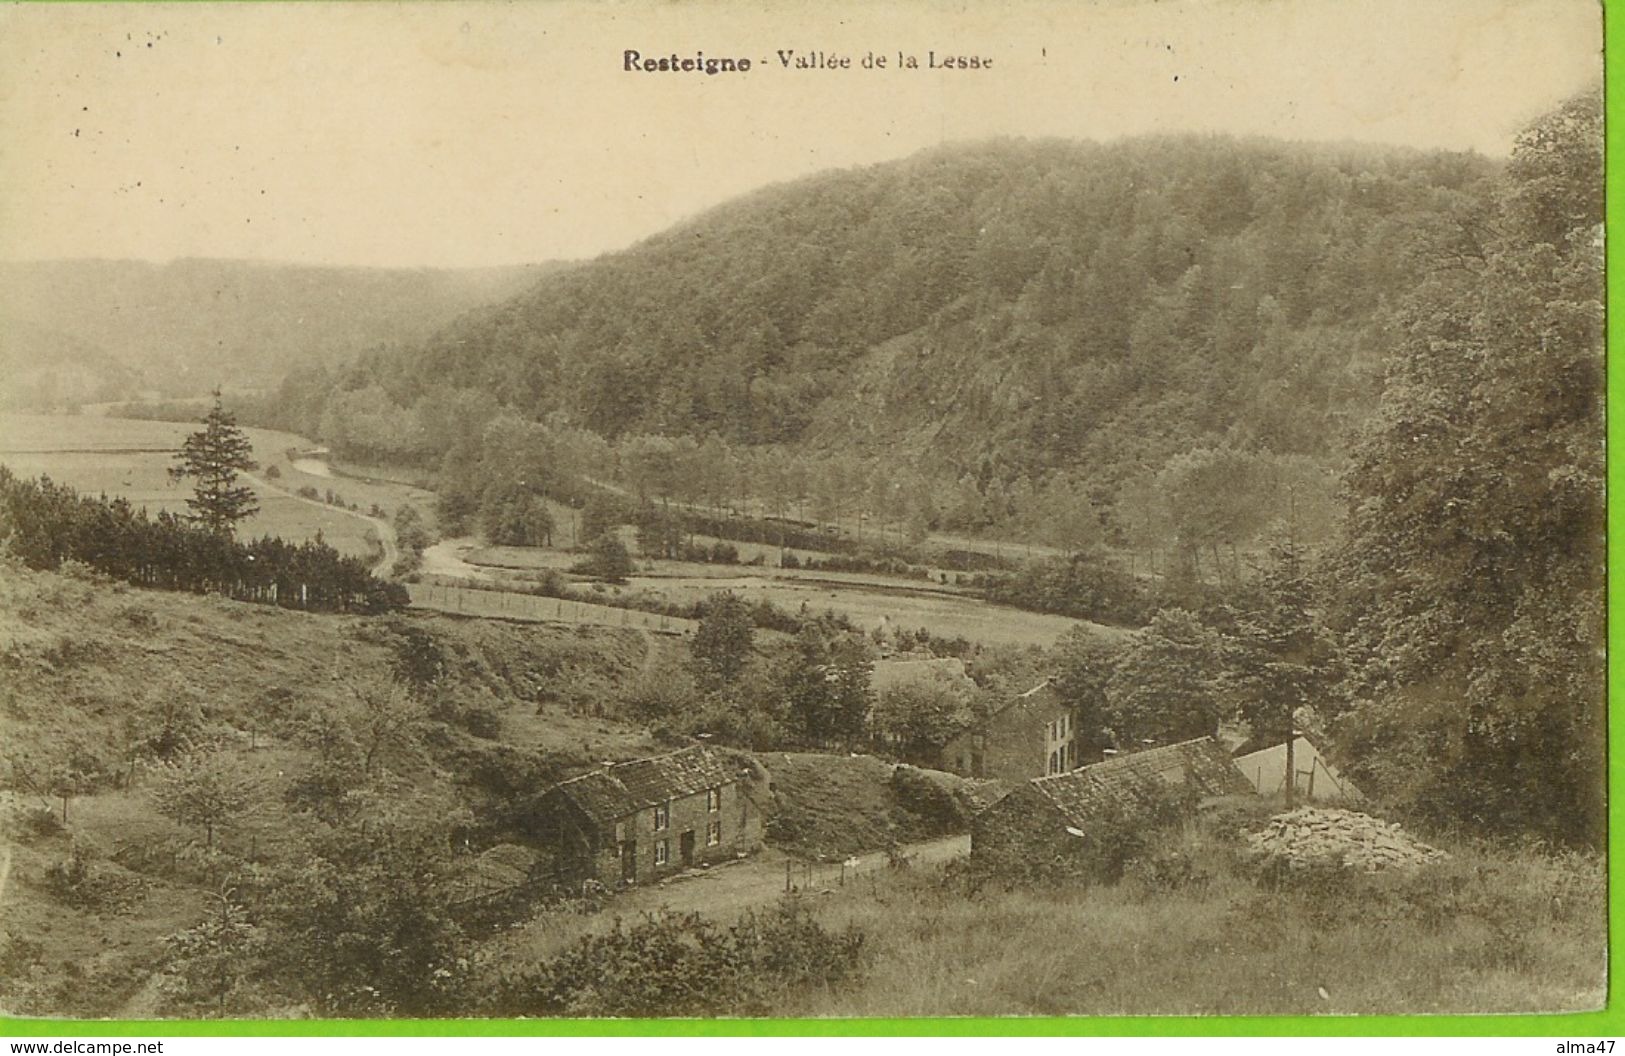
[{"x1": 169, "y1": 392, "x2": 260, "y2": 536}]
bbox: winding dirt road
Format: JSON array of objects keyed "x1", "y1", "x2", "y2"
[{"x1": 245, "y1": 469, "x2": 399, "y2": 578}]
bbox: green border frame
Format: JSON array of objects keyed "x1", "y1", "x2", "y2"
[{"x1": 2, "y1": 0, "x2": 1623, "y2": 1038}]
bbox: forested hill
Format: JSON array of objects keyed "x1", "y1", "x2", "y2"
[
  {"x1": 0, "y1": 258, "x2": 553, "y2": 403},
  {"x1": 285, "y1": 135, "x2": 1494, "y2": 496}
]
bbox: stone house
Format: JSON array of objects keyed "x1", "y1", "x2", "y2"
[
  {"x1": 943, "y1": 678, "x2": 1082, "y2": 781},
  {"x1": 532, "y1": 745, "x2": 765, "y2": 887},
  {"x1": 970, "y1": 736, "x2": 1253, "y2": 866}
]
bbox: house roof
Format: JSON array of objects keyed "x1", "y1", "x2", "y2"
[
  {"x1": 548, "y1": 746, "x2": 740, "y2": 827},
  {"x1": 1028, "y1": 736, "x2": 1253, "y2": 826},
  {"x1": 871, "y1": 657, "x2": 977, "y2": 695},
  {"x1": 979, "y1": 677, "x2": 1063, "y2": 722},
  {"x1": 1233, "y1": 735, "x2": 1363, "y2": 802}
]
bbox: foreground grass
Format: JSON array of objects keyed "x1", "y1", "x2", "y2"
[{"x1": 786, "y1": 822, "x2": 1606, "y2": 1017}]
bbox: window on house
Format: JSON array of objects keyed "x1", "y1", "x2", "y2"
[
  {"x1": 655, "y1": 839, "x2": 669, "y2": 866},
  {"x1": 654, "y1": 803, "x2": 670, "y2": 831},
  {"x1": 707, "y1": 819, "x2": 721, "y2": 846},
  {"x1": 707, "y1": 787, "x2": 721, "y2": 811}
]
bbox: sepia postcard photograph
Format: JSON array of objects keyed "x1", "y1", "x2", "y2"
[{"x1": 0, "y1": 0, "x2": 1608, "y2": 1027}]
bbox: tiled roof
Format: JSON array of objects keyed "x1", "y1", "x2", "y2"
[
  {"x1": 982, "y1": 677, "x2": 1062, "y2": 721},
  {"x1": 550, "y1": 746, "x2": 740, "y2": 827},
  {"x1": 1029, "y1": 736, "x2": 1252, "y2": 826}
]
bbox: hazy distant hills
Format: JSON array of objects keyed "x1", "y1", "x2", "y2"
[
  {"x1": 298, "y1": 135, "x2": 1495, "y2": 493},
  {"x1": 0, "y1": 258, "x2": 555, "y2": 406}
]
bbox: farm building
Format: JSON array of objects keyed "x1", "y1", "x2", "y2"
[
  {"x1": 943, "y1": 678, "x2": 1090, "y2": 781},
  {"x1": 1233, "y1": 735, "x2": 1363, "y2": 803},
  {"x1": 530, "y1": 745, "x2": 766, "y2": 887},
  {"x1": 971, "y1": 736, "x2": 1253, "y2": 866}
]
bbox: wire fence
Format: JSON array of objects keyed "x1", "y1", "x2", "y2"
[{"x1": 406, "y1": 581, "x2": 695, "y2": 635}]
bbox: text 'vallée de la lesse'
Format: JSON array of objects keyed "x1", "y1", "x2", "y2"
[{"x1": 621, "y1": 49, "x2": 994, "y2": 74}]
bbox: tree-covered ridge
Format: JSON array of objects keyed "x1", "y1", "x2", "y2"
[{"x1": 275, "y1": 135, "x2": 1493, "y2": 503}]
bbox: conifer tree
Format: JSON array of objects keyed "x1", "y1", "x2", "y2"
[{"x1": 170, "y1": 392, "x2": 259, "y2": 536}]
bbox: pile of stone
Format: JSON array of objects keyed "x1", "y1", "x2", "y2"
[{"x1": 1246, "y1": 807, "x2": 1449, "y2": 872}]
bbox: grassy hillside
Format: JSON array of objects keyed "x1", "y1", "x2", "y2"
[
  {"x1": 0, "y1": 561, "x2": 670, "y2": 1017},
  {"x1": 796, "y1": 806, "x2": 1604, "y2": 1017}
]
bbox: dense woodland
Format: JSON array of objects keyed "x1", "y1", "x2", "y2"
[{"x1": 261, "y1": 134, "x2": 1495, "y2": 550}]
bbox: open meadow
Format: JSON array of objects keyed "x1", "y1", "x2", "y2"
[
  {"x1": 0, "y1": 413, "x2": 434, "y2": 560},
  {"x1": 454, "y1": 538, "x2": 1108, "y2": 649}
]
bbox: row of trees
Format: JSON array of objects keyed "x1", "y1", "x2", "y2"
[{"x1": 0, "y1": 469, "x2": 405, "y2": 614}]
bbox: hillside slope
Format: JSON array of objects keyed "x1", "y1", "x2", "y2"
[
  {"x1": 291, "y1": 135, "x2": 1494, "y2": 497},
  {"x1": 0, "y1": 561, "x2": 666, "y2": 1017}
]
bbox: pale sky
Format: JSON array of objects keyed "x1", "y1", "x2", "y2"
[{"x1": 0, "y1": 0, "x2": 1602, "y2": 268}]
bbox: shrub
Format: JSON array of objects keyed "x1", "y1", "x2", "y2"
[
  {"x1": 45, "y1": 844, "x2": 138, "y2": 910},
  {"x1": 572, "y1": 536, "x2": 633, "y2": 584},
  {"x1": 489, "y1": 899, "x2": 866, "y2": 1017},
  {"x1": 1122, "y1": 846, "x2": 1208, "y2": 896},
  {"x1": 1065, "y1": 784, "x2": 1201, "y2": 883},
  {"x1": 889, "y1": 765, "x2": 968, "y2": 836},
  {"x1": 20, "y1": 804, "x2": 64, "y2": 840}
]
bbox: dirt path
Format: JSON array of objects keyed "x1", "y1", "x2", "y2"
[
  {"x1": 602, "y1": 833, "x2": 968, "y2": 919},
  {"x1": 421, "y1": 537, "x2": 495, "y2": 581},
  {"x1": 244, "y1": 469, "x2": 398, "y2": 578},
  {"x1": 493, "y1": 833, "x2": 969, "y2": 967}
]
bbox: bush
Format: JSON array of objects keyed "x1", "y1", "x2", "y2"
[
  {"x1": 16, "y1": 803, "x2": 63, "y2": 839},
  {"x1": 1066, "y1": 784, "x2": 1200, "y2": 883},
  {"x1": 1122, "y1": 846, "x2": 1208, "y2": 896},
  {"x1": 571, "y1": 536, "x2": 633, "y2": 584},
  {"x1": 44, "y1": 844, "x2": 138, "y2": 910},
  {"x1": 889, "y1": 765, "x2": 968, "y2": 836},
  {"x1": 488, "y1": 899, "x2": 866, "y2": 1017}
]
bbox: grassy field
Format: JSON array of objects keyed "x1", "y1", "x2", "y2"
[
  {"x1": 0, "y1": 413, "x2": 1123, "y2": 649},
  {"x1": 407, "y1": 580, "x2": 697, "y2": 636},
  {"x1": 456, "y1": 541, "x2": 1105, "y2": 648},
  {"x1": 790, "y1": 821, "x2": 1606, "y2": 1017},
  {"x1": 0, "y1": 413, "x2": 436, "y2": 560}
]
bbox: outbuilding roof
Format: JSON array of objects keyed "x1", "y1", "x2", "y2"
[
  {"x1": 548, "y1": 745, "x2": 741, "y2": 827},
  {"x1": 1029, "y1": 736, "x2": 1252, "y2": 825}
]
